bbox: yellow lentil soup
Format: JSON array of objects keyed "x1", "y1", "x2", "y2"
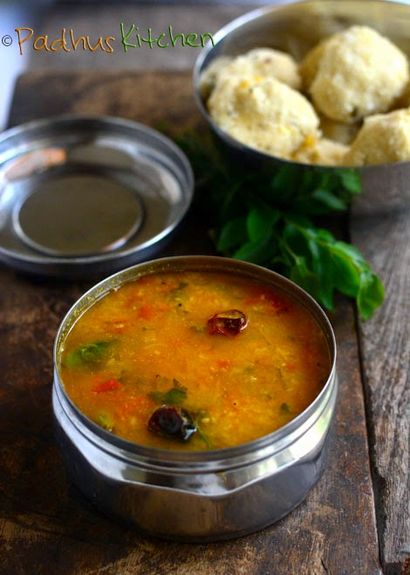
[{"x1": 60, "y1": 271, "x2": 331, "y2": 451}]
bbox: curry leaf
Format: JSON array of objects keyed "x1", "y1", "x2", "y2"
[
  {"x1": 233, "y1": 236, "x2": 276, "y2": 264},
  {"x1": 150, "y1": 380, "x2": 188, "y2": 406},
  {"x1": 338, "y1": 168, "x2": 362, "y2": 195},
  {"x1": 357, "y1": 272, "x2": 385, "y2": 321},
  {"x1": 65, "y1": 341, "x2": 112, "y2": 369},
  {"x1": 217, "y1": 217, "x2": 247, "y2": 252},
  {"x1": 311, "y1": 189, "x2": 347, "y2": 211},
  {"x1": 246, "y1": 206, "x2": 279, "y2": 243},
  {"x1": 279, "y1": 218, "x2": 384, "y2": 319}
]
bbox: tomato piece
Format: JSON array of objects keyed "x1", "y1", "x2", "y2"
[
  {"x1": 244, "y1": 287, "x2": 291, "y2": 313},
  {"x1": 92, "y1": 379, "x2": 121, "y2": 393},
  {"x1": 207, "y1": 309, "x2": 248, "y2": 336},
  {"x1": 138, "y1": 304, "x2": 155, "y2": 320},
  {"x1": 216, "y1": 359, "x2": 232, "y2": 369}
]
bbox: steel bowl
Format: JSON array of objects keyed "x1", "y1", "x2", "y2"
[
  {"x1": 53, "y1": 255, "x2": 337, "y2": 541},
  {"x1": 193, "y1": 0, "x2": 410, "y2": 215}
]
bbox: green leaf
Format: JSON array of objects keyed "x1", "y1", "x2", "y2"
[
  {"x1": 281, "y1": 223, "x2": 359, "y2": 311},
  {"x1": 65, "y1": 341, "x2": 112, "y2": 369},
  {"x1": 246, "y1": 206, "x2": 279, "y2": 243},
  {"x1": 283, "y1": 223, "x2": 311, "y2": 259},
  {"x1": 311, "y1": 189, "x2": 347, "y2": 211},
  {"x1": 315, "y1": 228, "x2": 334, "y2": 242},
  {"x1": 333, "y1": 241, "x2": 366, "y2": 264},
  {"x1": 234, "y1": 236, "x2": 276, "y2": 265},
  {"x1": 310, "y1": 245, "x2": 336, "y2": 310},
  {"x1": 149, "y1": 379, "x2": 187, "y2": 406},
  {"x1": 327, "y1": 249, "x2": 361, "y2": 298},
  {"x1": 217, "y1": 217, "x2": 247, "y2": 252},
  {"x1": 271, "y1": 165, "x2": 299, "y2": 194},
  {"x1": 288, "y1": 256, "x2": 319, "y2": 296},
  {"x1": 357, "y1": 272, "x2": 385, "y2": 320},
  {"x1": 284, "y1": 213, "x2": 312, "y2": 228},
  {"x1": 337, "y1": 168, "x2": 362, "y2": 195}
]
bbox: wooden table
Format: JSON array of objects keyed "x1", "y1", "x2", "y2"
[{"x1": 0, "y1": 68, "x2": 408, "y2": 575}]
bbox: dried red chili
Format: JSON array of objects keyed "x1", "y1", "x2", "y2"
[
  {"x1": 207, "y1": 309, "x2": 248, "y2": 336},
  {"x1": 148, "y1": 406, "x2": 196, "y2": 441}
]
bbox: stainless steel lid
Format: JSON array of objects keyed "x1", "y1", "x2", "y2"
[{"x1": 0, "y1": 115, "x2": 194, "y2": 277}]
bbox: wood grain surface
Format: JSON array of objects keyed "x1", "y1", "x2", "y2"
[
  {"x1": 351, "y1": 203, "x2": 410, "y2": 574},
  {"x1": 0, "y1": 70, "x2": 392, "y2": 575}
]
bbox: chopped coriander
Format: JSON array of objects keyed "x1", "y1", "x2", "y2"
[
  {"x1": 196, "y1": 425, "x2": 212, "y2": 449},
  {"x1": 193, "y1": 410, "x2": 212, "y2": 448},
  {"x1": 280, "y1": 402, "x2": 291, "y2": 414},
  {"x1": 169, "y1": 281, "x2": 189, "y2": 304},
  {"x1": 97, "y1": 411, "x2": 114, "y2": 432}
]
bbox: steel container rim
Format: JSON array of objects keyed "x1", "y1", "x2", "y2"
[{"x1": 53, "y1": 255, "x2": 337, "y2": 471}]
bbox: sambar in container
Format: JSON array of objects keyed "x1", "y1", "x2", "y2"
[{"x1": 53, "y1": 256, "x2": 337, "y2": 541}]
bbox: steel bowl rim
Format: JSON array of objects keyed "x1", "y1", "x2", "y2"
[{"x1": 53, "y1": 254, "x2": 337, "y2": 469}]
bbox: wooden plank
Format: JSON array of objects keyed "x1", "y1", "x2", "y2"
[
  {"x1": 351, "y1": 196, "x2": 410, "y2": 573},
  {"x1": 0, "y1": 71, "x2": 381, "y2": 574}
]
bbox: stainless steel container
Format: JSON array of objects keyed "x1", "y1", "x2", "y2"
[
  {"x1": 0, "y1": 115, "x2": 194, "y2": 276},
  {"x1": 53, "y1": 256, "x2": 337, "y2": 541},
  {"x1": 193, "y1": 0, "x2": 410, "y2": 215}
]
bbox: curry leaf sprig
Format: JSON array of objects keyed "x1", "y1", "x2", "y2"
[
  {"x1": 218, "y1": 209, "x2": 384, "y2": 320},
  {"x1": 175, "y1": 132, "x2": 384, "y2": 320}
]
